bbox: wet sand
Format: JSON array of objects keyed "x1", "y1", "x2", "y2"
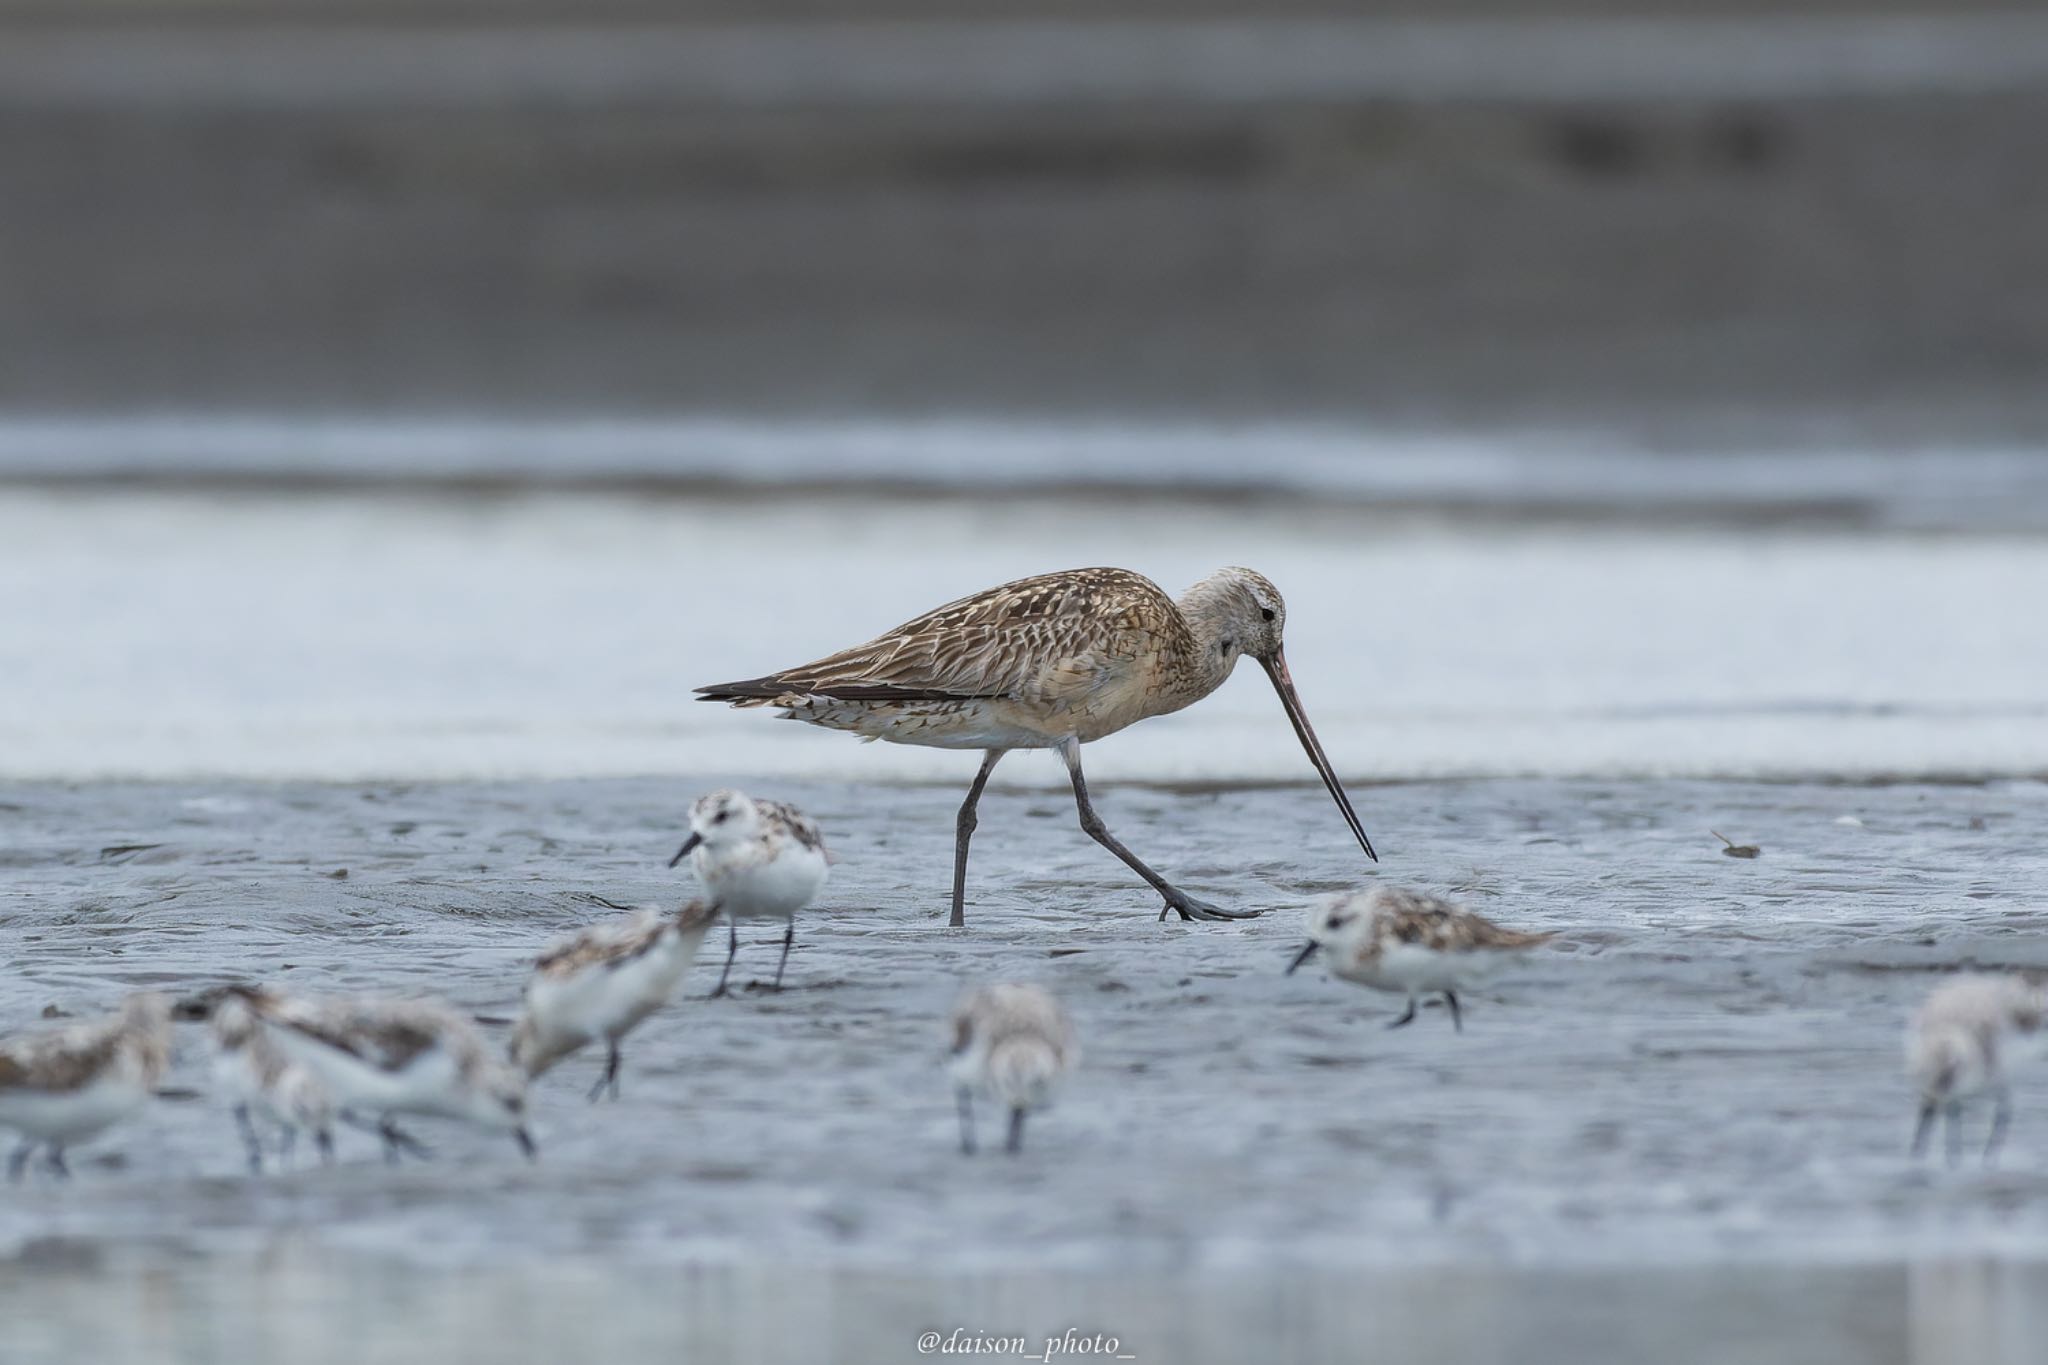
[{"x1": 4, "y1": 775, "x2": 2048, "y2": 1359}]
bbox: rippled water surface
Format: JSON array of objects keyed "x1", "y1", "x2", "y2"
[{"x1": 4, "y1": 776, "x2": 2048, "y2": 1358}]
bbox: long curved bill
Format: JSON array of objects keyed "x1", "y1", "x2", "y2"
[{"x1": 1261, "y1": 649, "x2": 1377, "y2": 861}]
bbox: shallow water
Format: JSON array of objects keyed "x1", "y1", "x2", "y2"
[{"x1": 4, "y1": 776, "x2": 2048, "y2": 1304}]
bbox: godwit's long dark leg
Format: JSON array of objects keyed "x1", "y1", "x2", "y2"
[
  {"x1": 1057, "y1": 738, "x2": 1258, "y2": 922},
  {"x1": 951, "y1": 749, "x2": 1007, "y2": 927}
]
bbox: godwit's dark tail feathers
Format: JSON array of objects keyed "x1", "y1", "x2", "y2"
[
  {"x1": 697, "y1": 677, "x2": 1000, "y2": 704},
  {"x1": 695, "y1": 677, "x2": 790, "y2": 703}
]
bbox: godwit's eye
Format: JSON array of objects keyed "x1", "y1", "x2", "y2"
[{"x1": 1260, "y1": 607, "x2": 1276, "y2": 621}]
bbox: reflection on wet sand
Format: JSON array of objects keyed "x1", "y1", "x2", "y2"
[{"x1": 6, "y1": 1246, "x2": 2047, "y2": 1365}]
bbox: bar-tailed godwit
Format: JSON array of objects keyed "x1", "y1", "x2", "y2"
[
  {"x1": 698, "y1": 566, "x2": 1374, "y2": 925},
  {"x1": 512, "y1": 899, "x2": 722, "y2": 1098},
  {"x1": 0, "y1": 993, "x2": 172, "y2": 1180},
  {"x1": 1907, "y1": 974, "x2": 2047, "y2": 1165},
  {"x1": 667, "y1": 790, "x2": 830, "y2": 995},
  {"x1": 949, "y1": 982, "x2": 1077, "y2": 1155},
  {"x1": 1287, "y1": 886, "x2": 1553, "y2": 1031}
]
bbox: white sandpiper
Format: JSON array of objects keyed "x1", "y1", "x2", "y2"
[
  {"x1": 1907, "y1": 973, "x2": 2048, "y2": 1166},
  {"x1": 668, "y1": 789, "x2": 830, "y2": 996},
  {"x1": 949, "y1": 983, "x2": 1078, "y2": 1155},
  {"x1": 235, "y1": 986, "x2": 535, "y2": 1162},
  {"x1": 512, "y1": 899, "x2": 722, "y2": 1100},
  {"x1": 1287, "y1": 885, "x2": 1555, "y2": 1032},
  {"x1": 0, "y1": 993, "x2": 172, "y2": 1181},
  {"x1": 185, "y1": 988, "x2": 336, "y2": 1172}
]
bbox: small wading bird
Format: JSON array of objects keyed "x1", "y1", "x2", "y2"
[
  {"x1": 949, "y1": 983, "x2": 1077, "y2": 1155},
  {"x1": 1288, "y1": 886, "x2": 1554, "y2": 1031},
  {"x1": 668, "y1": 790, "x2": 829, "y2": 995},
  {"x1": 1907, "y1": 974, "x2": 2048, "y2": 1166},
  {"x1": 227, "y1": 986, "x2": 536, "y2": 1162},
  {"x1": 699, "y1": 567, "x2": 1375, "y2": 925},
  {"x1": 512, "y1": 899, "x2": 722, "y2": 1099},
  {"x1": 0, "y1": 993, "x2": 172, "y2": 1180},
  {"x1": 179, "y1": 988, "x2": 336, "y2": 1172}
]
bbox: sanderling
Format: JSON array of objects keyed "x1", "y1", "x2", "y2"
[
  {"x1": 512, "y1": 898, "x2": 722, "y2": 1100},
  {"x1": 697, "y1": 565, "x2": 1375, "y2": 926},
  {"x1": 669, "y1": 789, "x2": 830, "y2": 996},
  {"x1": 949, "y1": 983, "x2": 1078, "y2": 1155},
  {"x1": 179, "y1": 987, "x2": 335, "y2": 1172},
  {"x1": 0, "y1": 993, "x2": 172, "y2": 1180},
  {"x1": 1286, "y1": 885, "x2": 1555, "y2": 1032},
  {"x1": 1907, "y1": 973, "x2": 2048, "y2": 1165},
  {"x1": 235, "y1": 987, "x2": 535, "y2": 1162}
]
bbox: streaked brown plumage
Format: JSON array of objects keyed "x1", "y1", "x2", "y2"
[
  {"x1": 0, "y1": 993, "x2": 172, "y2": 1179},
  {"x1": 513, "y1": 900, "x2": 722, "y2": 1098},
  {"x1": 1288, "y1": 886, "x2": 1555, "y2": 1032},
  {"x1": 700, "y1": 565, "x2": 1376, "y2": 926},
  {"x1": 0, "y1": 994, "x2": 170, "y2": 1096}
]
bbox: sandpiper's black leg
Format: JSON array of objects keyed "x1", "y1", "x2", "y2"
[
  {"x1": 377, "y1": 1116, "x2": 432, "y2": 1164},
  {"x1": 44, "y1": 1147, "x2": 69, "y2": 1179},
  {"x1": 315, "y1": 1126, "x2": 335, "y2": 1165},
  {"x1": 957, "y1": 1088, "x2": 976, "y2": 1156},
  {"x1": 587, "y1": 1043, "x2": 621, "y2": 1103},
  {"x1": 1944, "y1": 1100, "x2": 1964, "y2": 1169},
  {"x1": 1006, "y1": 1107, "x2": 1027, "y2": 1155},
  {"x1": 8, "y1": 1143, "x2": 34, "y2": 1183},
  {"x1": 951, "y1": 749, "x2": 1007, "y2": 928},
  {"x1": 1911, "y1": 1101, "x2": 1938, "y2": 1158},
  {"x1": 770, "y1": 919, "x2": 795, "y2": 991},
  {"x1": 234, "y1": 1103, "x2": 264, "y2": 1174},
  {"x1": 1386, "y1": 998, "x2": 1419, "y2": 1029},
  {"x1": 710, "y1": 916, "x2": 739, "y2": 998},
  {"x1": 1987, "y1": 1087, "x2": 2014, "y2": 1164},
  {"x1": 1058, "y1": 739, "x2": 1258, "y2": 923},
  {"x1": 1444, "y1": 992, "x2": 1464, "y2": 1033},
  {"x1": 278, "y1": 1125, "x2": 298, "y2": 1170}
]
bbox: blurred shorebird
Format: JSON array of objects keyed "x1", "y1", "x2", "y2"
[
  {"x1": 698, "y1": 566, "x2": 1376, "y2": 925},
  {"x1": 187, "y1": 988, "x2": 336, "y2": 1172},
  {"x1": 512, "y1": 899, "x2": 722, "y2": 1098},
  {"x1": 231, "y1": 987, "x2": 535, "y2": 1162},
  {"x1": 1907, "y1": 974, "x2": 2048, "y2": 1166},
  {"x1": 1288, "y1": 886, "x2": 1554, "y2": 1032},
  {"x1": 949, "y1": 983, "x2": 1077, "y2": 1156},
  {"x1": 0, "y1": 993, "x2": 171, "y2": 1180}
]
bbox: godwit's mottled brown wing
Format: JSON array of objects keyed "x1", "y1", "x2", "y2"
[{"x1": 697, "y1": 567, "x2": 1186, "y2": 706}]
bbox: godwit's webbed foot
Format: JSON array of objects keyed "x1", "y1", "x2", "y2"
[{"x1": 1158, "y1": 892, "x2": 1261, "y2": 923}]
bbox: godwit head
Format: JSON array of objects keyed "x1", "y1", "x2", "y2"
[
  {"x1": 697, "y1": 565, "x2": 1377, "y2": 927},
  {"x1": 1176, "y1": 567, "x2": 1373, "y2": 862}
]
